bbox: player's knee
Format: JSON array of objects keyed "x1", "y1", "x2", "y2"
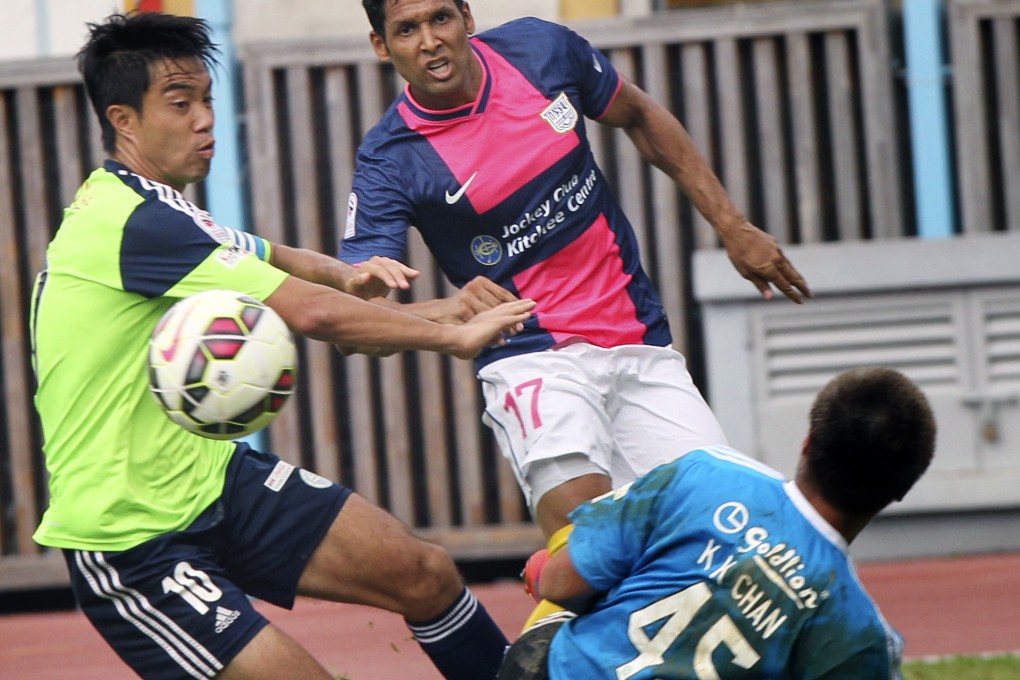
[{"x1": 395, "y1": 540, "x2": 463, "y2": 620}]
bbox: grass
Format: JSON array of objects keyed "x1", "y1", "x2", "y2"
[{"x1": 903, "y1": 654, "x2": 1020, "y2": 679}]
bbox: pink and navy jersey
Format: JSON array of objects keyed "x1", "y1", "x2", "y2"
[{"x1": 340, "y1": 18, "x2": 671, "y2": 369}]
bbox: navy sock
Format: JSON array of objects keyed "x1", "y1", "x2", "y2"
[{"x1": 407, "y1": 587, "x2": 509, "y2": 680}]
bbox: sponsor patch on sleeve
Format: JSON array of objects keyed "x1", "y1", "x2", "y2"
[
  {"x1": 264, "y1": 460, "x2": 295, "y2": 492},
  {"x1": 215, "y1": 245, "x2": 248, "y2": 269},
  {"x1": 344, "y1": 192, "x2": 358, "y2": 240}
]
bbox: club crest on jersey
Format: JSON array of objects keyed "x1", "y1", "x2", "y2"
[
  {"x1": 541, "y1": 93, "x2": 578, "y2": 134},
  {"x1": 471, "y1": 235, "x2": 503, "y2": 266}
]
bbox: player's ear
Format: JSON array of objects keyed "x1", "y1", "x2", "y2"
[
  {"x1": 106, "y1": 104, "x2": 138, "y2": 143},
  {"x1": 463, "y1": 2, "x2": 475, "y2": 35},
  {"x1": 369, "y1": 31, "x2": 390, "y2": 61}
]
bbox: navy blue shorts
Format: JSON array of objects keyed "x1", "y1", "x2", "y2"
[{"x1": 63, "y1": 444, "x2": 350, "y2": 679}]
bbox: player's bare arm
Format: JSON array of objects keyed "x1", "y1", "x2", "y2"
[
  {"x1": 336, "y1": 289, "x2": 530, "y2": 360},
  {"x1": 271, "y1": 246, "x2": 515, "y2": 326},
  {"x1": 538, "y1": 548, "x2": 599, "y2": 615},
  {"x1": 265, "y1": 274, "x2": 534, "y2": 359},
  {"x1": 270, "y1": 243, "x2": 418, "y2": 300},
  {"x1": 333, "y1": 276, "x2": 519, "y2": 355},
  {"x1": 599, "y1": 78, "x2": 812, "y2": 304},
  {"x1": 369, "y1": 275, "x2": 519, "y2": 324}
]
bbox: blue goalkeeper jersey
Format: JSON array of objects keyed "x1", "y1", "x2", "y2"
[
  {"x1": 340, "y1": 18, "x2": 671, "y2": 370},
  {"x1": 548, "y1": 447, "x2": 904, "y2": 680}
]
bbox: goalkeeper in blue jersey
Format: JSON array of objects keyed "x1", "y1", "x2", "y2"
[
  {"x1": 500, "y1": 367, "x2": 936, "y2": 680},
  {"x1": 31, "y1": 12, "x2": 535, "y2": 680}
]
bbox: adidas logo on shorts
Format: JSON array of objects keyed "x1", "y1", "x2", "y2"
[{"x1": 215, "y1": 606, "x2": 240, "y2": 633}]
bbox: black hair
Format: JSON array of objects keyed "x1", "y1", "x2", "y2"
[
  {"x1": 77, "y1": 12, "x2": 220, "y2": 153},
  {"x1": 362, "y1": 0, "x2": 467, "y2": 37},
  {"x1": 804, "y1": 367, "x2": 936, "y2": 516}
]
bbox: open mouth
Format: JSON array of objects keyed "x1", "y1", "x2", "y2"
[{"x1": 426, "y1": 59, "x2": 451, "y2": 78}]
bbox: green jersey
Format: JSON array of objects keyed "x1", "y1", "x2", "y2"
[{"x1": 31, "y1": 160, "x2": 288, "y2": 551}]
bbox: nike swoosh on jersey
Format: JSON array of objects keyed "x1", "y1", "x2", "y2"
[
  {"x1": 159, "y1": 304, "x2": 193, "y2": 363},
  {"x1": 445, "y1": 171, "x2": 479, "y2": 204}
]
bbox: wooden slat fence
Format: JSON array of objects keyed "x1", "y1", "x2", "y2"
[
  {"x1": 948, "y1": 0, "x2": 1020, "y2": 234},
  {"x1": 0, "y1": 57, "x2": 102, "y2": 587}
]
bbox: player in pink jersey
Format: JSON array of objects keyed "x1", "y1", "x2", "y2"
[{"x1": 343, "y1": 0, "x2": 812, "y2": 544}]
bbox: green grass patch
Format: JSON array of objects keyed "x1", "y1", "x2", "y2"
[{"x1": 903, "y1": 654, "x2": 1020, "y2": 680}]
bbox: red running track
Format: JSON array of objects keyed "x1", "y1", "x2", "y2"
[{"x1": 2, "y1": 552, "x2": 1018, "y2": 679}]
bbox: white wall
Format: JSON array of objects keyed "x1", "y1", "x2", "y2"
[{"x1": 0, "y1": 0, "x2": 113, "y2": 60}]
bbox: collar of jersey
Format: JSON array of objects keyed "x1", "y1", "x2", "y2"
[
  {"x1": 400, "y1": 42, "x2": 492, "y2": 122},
  {"x1": 104, "y1": 158, "x2": 132, "y2": 177},
  {"x1": 783, "y1": 480, "x2": 848, "y2": 553}
]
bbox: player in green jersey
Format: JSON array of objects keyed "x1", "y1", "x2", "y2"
[{"x1": 30, "y1": 11, "x2": 532, "y2": 680}]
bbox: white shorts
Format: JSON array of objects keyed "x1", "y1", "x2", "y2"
[{"x1": 478, "y1": 343, "x2": 727, "y2": 509}]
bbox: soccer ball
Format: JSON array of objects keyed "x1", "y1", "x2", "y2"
[{"x1": 148, "y1": 289, "x2": 297, "y2": 440}]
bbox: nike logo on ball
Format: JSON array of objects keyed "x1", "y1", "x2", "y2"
[{"x1": 445, "y1": 171, "x2": 478, "y2": 204}]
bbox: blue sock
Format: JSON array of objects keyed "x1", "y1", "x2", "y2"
[{"x1": 407, "y1": 587, "x2": 509, "y2": 680}]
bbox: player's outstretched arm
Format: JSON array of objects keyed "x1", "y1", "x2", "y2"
[
  {"x1": 270, "y1": 243, "x2": 418, "y2": 300},
  {"x1": 371, "y1": 275, "x2": 520, "y2": 324},
  {"x1": 265, "y1": 275, "x2": 534, "y2": 359},
  {"x1": 598, "y1": 78, "x2": 812, "y2": 304},
  {"x1": 539, "y1": 548, "x2": 599, "y2": 615}
]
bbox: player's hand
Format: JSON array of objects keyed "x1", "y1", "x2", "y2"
[
  {"x1": 343, "y1": 256, "x2": 420, "y2": 300},
  {"x1": 522, "y1": 548, "x2": 550, "y2": 603},
  {"x1": 436, "y1": 276, "x2": 520, "y2": 323},
  {"x1": 722, "y1": 222, "x2": 812, "y2": 304},
  {"x1": 448, "y1": 299, "x2": 535, "y2": 359}
]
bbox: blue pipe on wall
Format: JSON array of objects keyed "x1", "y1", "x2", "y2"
[
  {"x1": 903, "y1": 0, "x2": 956, "y2": 238},
  {"x1": 196, "y1": 0, "x2": 266, "y2": 449}
]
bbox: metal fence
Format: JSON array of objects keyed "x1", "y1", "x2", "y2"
[{"x1": 1, "y1": 0, "x2": 1018, "y2": 590}]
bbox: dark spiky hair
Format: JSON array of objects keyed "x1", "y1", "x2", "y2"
[
  {"x1": 78, "y1": 12, "x2": 220, "y2": 152},
  {"x1": 362, "y1": 0, "x2": 467, "y2": 37}
]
